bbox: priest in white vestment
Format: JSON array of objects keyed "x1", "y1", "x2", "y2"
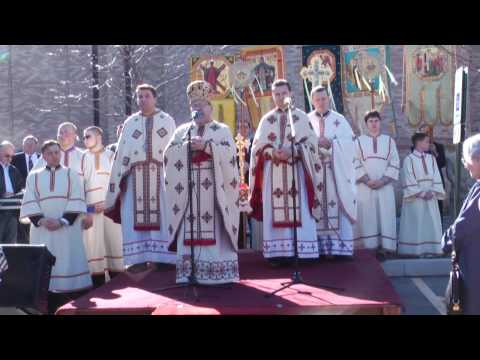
[
  {"x1": 398, "y1": 132, "x2": 445, "y2": 257},
  {"x1": 105, "y1": 84, "x2": 176, "y2": 272},
  {"x1": 164, "y1": 80, "x2": 240, "y2": 284},
  {"x1": 81, "y1": 126, "x2": 124, "y2": 286},
  {"x1": 249, "y1": 79, "x2": 324, "y2": 265},
  {"x1": 20, "y1": 140, "x2": 92, "y2": 312},
  {"x1": 353, "y1": 110, "x2": 400, "y2": 256},
  {"x1": 307, "y1": 86, "x2": 357, "y2": 258}
]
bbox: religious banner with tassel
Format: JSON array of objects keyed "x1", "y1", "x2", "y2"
[
  {"x1": 341, "y1": 45, "x2": 393, "y2": 135},
  {"x1": 402, "y1": 45, "x2": 455, "y2": 129},
  {"x1": 300, "y1": 45, "x2": 344, "y2": 115},
  {"x1": 239, "y1": 45, "x2": 285, "y2": 131},
  {"x1": 190, "y1": 54, "x2": 237, "y2": 135}
]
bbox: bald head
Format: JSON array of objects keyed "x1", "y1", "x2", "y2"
[{"x1": 57, "y1": 122, "x2": 78, "y2": 149}]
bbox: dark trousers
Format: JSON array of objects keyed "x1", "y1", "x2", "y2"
[
  {"x1": 0, "y1": 210, "x2": 18, "y2": 244},
  {"x1": 16, "y1": 223, "x2": 29, "y2": 244}
]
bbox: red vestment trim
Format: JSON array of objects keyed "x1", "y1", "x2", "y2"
[
  {"x1": 249, "y1": 144, "x2": 273, "y2": 221},
  {"x1": 184, "y1": 239, "x2": 216, "y2": 246}
]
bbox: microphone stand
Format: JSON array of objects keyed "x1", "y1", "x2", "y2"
[
  {"x1": 154, "y1": 117, "x2": 232, "y2": 300},
  {"x1": 267, "y1": 99, "x2": 344, "y2": 298},
  {"x1": 154, "y1": 121, "x2": 199, "y2": 301}
]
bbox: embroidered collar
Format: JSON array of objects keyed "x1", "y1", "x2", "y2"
[
  {"x1": 366, "y1": 133, "x2": 381, "y2": 139},
  {"x1": 46, "y1": 164, "x2": 62, "y2": 171},
  {"x1": 413, "y1": 150, "x2": 427, "y2": 158},
  {"x1": 276, "y1": 107, "x2": 290, "y2": 114},
  {"x1": 141, "y1": 109, "x2": 160, "y2": 118},
  {"x1": 90, "y1": 147, "x2": 105, "y2": 154},
  {"x1": 315, "y1": 110, "x2": 330, "y2": 118},
  {"x1": 61, "y1": 145, "x2": 76, "y2": 153}
]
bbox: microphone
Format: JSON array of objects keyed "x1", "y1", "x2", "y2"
[
  {"x1": 191, "y1": 110, "x2": 202, "y2": 120},
  {"x1": 284, "y1": 97, "x2": 293, "y2": 108}
]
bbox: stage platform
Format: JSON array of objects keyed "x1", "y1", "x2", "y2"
[{"x1": 57, "y1": 250, "x2": 403, "y2": 315}]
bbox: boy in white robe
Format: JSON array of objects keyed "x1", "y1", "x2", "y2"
[
  {"x1": 354, "y1": 110, "x2": 400, "y2": 258},
  {"x1": 20, "y1": 140, "x2": 92, "y2": 313},
  {"x1": 398, "y1": 132, "x2": 445, "y2": 257}
]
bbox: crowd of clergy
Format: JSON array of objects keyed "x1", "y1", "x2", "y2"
[{"x1": 1, "y1": 77, "x2": 477, "y2": 313}]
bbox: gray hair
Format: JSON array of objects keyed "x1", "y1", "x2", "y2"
[
  {"x1": 23, "y1": 135, "x2": 38, "y2": 144},
  {"x1": 463, "y1": 133, "x2": 480, "y2": 163},
  {"x1": 58, "y1": 122, "x2": 78, "y2": 133},
  {"x1": 0, "y1": 140, "x2": 15, "y2": 152}
]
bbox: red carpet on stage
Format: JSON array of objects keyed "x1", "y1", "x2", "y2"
[{"x1": 57, "y1": 250, "x2": 403, "y2": 315}]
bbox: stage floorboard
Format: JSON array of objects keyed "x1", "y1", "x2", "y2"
[{"x1": 57, "y1": 250, "x2": 403, "y2": 315}]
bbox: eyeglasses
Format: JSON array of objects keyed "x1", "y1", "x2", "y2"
[{"x1": 83, "y1": 135, "x2": 92, "y2": 140}]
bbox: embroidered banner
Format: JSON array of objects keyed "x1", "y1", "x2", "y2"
[
  {"x1": 301, "y1": 45, "x2": 344, "y2": 115},
  {"x1": 341, "y1": 45, "x2": 390, "y2": 135},
  {"x1": 403, "y1": 45, "x2": 455, "y2": 128},
  {"x1": 191, "y1": 55, "x2": 237, "y2": 135},
  {"x1": 240, "y1": 45, "x2": 285, "y2": 131}
]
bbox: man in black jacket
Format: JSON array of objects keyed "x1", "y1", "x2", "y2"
[
  {"x1": 11, "y1": 135, "x2": 40, "y2": 243},
  {"x1": 11, "y1": 135, "x2": 40, "y2": 181},
  {"x1": 0, "y1": 141, "x2": 26, "y2": 244}
]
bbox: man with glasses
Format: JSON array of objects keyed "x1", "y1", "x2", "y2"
[
  {"x1": 80, "y1": 126, "x2": 123, "y2": 287},
  {"x1": 0, "y1": 141, "x2": 26, "y2": 244}
]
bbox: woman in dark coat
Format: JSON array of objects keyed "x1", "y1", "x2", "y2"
[{"x1": 442, "y1": 134, "x2": 480, "y2": 314}]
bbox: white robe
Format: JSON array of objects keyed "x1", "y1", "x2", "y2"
[
  {"x1": 353, "y1": 134, "x2": 399, "y2": 252},
  {"x1": 249, "y1": 107, "x2": 325, "y2": 259},
  {"x1": 398, "y1": 150, "x2": 445, "y2": 256},
  {"x1": 19, "y1": 166, "x2": 92, "y2": 293},
  {"x1": 164, "y1": 121, "x2": 240, "y2": 284},
  {"x1": 308, "y1": 110, "x2": 357, "y2": 256},
  {"x1": 34, "y1": 146, "x2": 85, "y2": 176},
  {"x1": 80, "y1": 148, "x2": 124, "y2": 275},
  {"x1": 105, "y1": 110, "x2": 177, "y2": 267}
]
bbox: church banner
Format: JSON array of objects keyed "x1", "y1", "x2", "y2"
[
  {"x1": 403, "y1": 45, "x2": 455, "y2": 128},
  {"x1": 239, "y1": 45, "x2": 285, "y2": 131},
  {"x1": 191, "y1": 55, "x2": 237, "y2": 135},
  {"x1": 341, "y1": 45, "x2": 391, "y2": 135},
  {"x1": 301, "y1": 45, "x2": 344, "y2": 115}
]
